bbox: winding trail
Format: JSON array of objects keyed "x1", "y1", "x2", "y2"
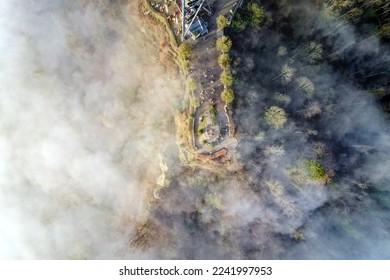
[{"x1": 188, "y1": 0, "x2": 239, "y2": 155}]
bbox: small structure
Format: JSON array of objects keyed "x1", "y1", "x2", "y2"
[
  {"x1": 177, "y1": 0, "x2": 212, "y2": 40},
  {"x1": 186, "y1": 17, "x2": 208, "y2": 40}
]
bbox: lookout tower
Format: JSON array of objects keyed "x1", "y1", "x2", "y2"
[{"x1": 178, "y1": 0, "x2": 212, "y2": 41}]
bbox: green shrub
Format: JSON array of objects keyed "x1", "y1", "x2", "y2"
[
  {"x1": 231, "y1": 14, "x2": 246, "y2": 31},
  {"x1": 192, "y1": 97, "x2": 200, "y2": 107},
  {"x1": 178, "y1": 43, "x2": 192, "y2": 59},
  {"x1": 216, "y1": 36, "x2": 232, "y2": 54},
  {"x1": 346, "y1": 7, "x2": 364, "y2": 22},
  {"x1": 379, "y1": 23, "x2": 390, "y2": 38},
  {"x1": 247, "y1": 2, "x2": 265, "y2": 27},
  {"x1": 216, "y1": 14, "x2": 229, "y2": 30},
  {"x1": 218, "y1": 53, "x2": 231, "y2": 69},
  {"x1": 220, "y1": 71, "x2": 233, "y2": 88},
  {"x1": 304, "y1": 160, "x2": 326, "y2": 180},
  {"x1": 186, "y1": 78, "x2": 197, "y2": 92},
  {"x1": 221, "y1": 89, "x2": 234, "y2": 104},
  {"x1": 177, "y1": 43, "x2": 193, "y2": 75},
  {"x1": 231, "y1": 0, "x2": 265, "y2": 30}
]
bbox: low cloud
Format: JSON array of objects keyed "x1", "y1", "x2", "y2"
[{"x1": 0, "y1": 0, "x2": 180, "y2": 259}]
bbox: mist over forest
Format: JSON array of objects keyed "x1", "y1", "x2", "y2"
[
  {"x1": 1, "y1": 0, "x2": 389, "y2": 259},
  {"x1": 0, "y1": 0, "x2": 181, "y2": 259}
]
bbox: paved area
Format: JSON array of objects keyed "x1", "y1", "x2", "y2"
[{"x1": 196, "y1": 136, "x2": 238, "y2": 154}]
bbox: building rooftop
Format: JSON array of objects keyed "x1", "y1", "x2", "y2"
[{"x1": 187, "y1": 17, "x2": 208, "y2": 39}]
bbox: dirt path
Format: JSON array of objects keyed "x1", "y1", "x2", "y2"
[{"x1": 189, "y1": 0, "x2": 239, "y2": 154}]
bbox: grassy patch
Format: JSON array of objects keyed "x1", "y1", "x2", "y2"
[{"x1": 142, "y1": 0, "x2": 178, "y2": 49}]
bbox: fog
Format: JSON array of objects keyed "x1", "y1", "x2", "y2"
[
  {"x1": 1, "y1": 0, "x2": 389, "y2": 259},
  {"x1": 224, "y1": 0, "x2": 390, "y2": 259},
  {"x1": 0, "y1": 0, "x2": 180, "y2": 259}
]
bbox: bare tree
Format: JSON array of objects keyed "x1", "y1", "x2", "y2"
[
  {"x1": 306, "y1": 42, "x2": 323, "y2": 63},
  {"x1": 280, "y1": 64, "x2": 296, "y2": 84},
  {"x1": 264, "y1": 145, "x2": 285, "y2": 158},
  {"x1": 264, "y1": 179, "x2": 284, "y2": 197},
  {"x1": 312, "y1": 142, "x2": 326, "y2": 158},
  {"x1": 264, "y1": 106, "x2": 287, "y2": 129},
  {"x1": 273, "y1": 64, "x2": 296, "y2": 84},
  {"x1": 277, "y1": 46, "x2": 287, "y2": 56},
  {"x1": 279, "y1": 198, "x2": 299, "y2": 218},
  {"x1": 296, "y1": 76, "x2": 315, "y2": 96},
  {"x1": 291, "y1": 227, "x2": 305, "y2": 241},
  {"x1": 274, "y1": 92, "x2": 291, "y2": 105},
  {"x1": 300, "y1": 101, "x2": 322, "y2": 118},
  {"x1": 254, "y1": 130, "x2": 265, "y2": 142}
]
